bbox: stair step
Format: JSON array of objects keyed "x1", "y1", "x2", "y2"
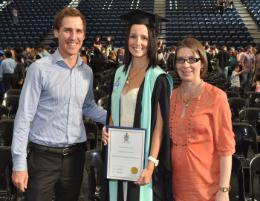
[
  {"x1": 250, "y1": 30, "x2": 260, "y2": 33},
  {"x1": 232, "y1": 0, "x2": 260, "y2": 43},
  {"x1": 251, "y1": 33, "x2": 260, "y2": 37},
  {"x1": 246, "y1": 25, "x2": 259, "y2": 29},
  {"x1": 240, "y1": 14, "x2": 251, "y2": 17},
  {"x1": 244, "y1": 23, "x2": 257, "y2": 26}
]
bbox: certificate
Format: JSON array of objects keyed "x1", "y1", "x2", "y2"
[{"x1": 106, "y1": 127, "x2": 146, "y2": 181}]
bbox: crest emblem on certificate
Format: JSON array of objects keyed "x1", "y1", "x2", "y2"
[{"x1": 123, "y1": 132, "x2": 129, "y2": 143}]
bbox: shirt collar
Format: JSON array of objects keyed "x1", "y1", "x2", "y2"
[{"x1": 52, "y1": 48, "x2": 84, "y2": 69}]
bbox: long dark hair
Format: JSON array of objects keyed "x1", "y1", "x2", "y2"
[{"x1": 123, "y1": 24, "x2": 158, "y2": 72}]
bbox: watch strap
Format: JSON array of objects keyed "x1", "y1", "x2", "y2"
[{"x1": 148, "y1": 156, "x2": 159, "y2": 167}]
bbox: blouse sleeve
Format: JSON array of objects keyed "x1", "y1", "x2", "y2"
[{"x1": 212, "y1": 91, "x2": 235, "y2": 156}]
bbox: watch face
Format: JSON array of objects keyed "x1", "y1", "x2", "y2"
[{"x1": 220, "y1": 187, "x2": 229, "y2": 192}]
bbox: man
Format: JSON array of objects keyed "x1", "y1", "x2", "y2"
[
  {"x1": 166, "y1": 45, "x2": 176, "y2": 70},
  {"x1": 12, "y1": 8, "x2": 18, "y2": 24},
  {"x1": 0, "y1": 50, "x2": 17, "y2": 91},
  {"x1": 236, "y1": 47, "x2": 245, "y2": 65},
  {"x1": 11, "y1": 7, "x2": 107, "y2": 201},
  {"x1": 240, "y1": 45, "x2": 255, "y2": 90},
  {"x1": 36, "y1": 46, "x2": 50, "y2": 58},
  {"x1": 217, "y1": 45, "x2": 229, "y2": 77}
]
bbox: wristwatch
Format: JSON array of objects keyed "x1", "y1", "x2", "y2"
[
  {"x1": 148, "y1": 156, "x2": 159, "y2": 167},
  {"x1": 219, "y1": 187, "x2": 230, "y2": 192}
]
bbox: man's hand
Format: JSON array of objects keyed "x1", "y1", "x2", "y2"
[{"x1": 12, "y1": 171, "x2": 28, "y2": 192}]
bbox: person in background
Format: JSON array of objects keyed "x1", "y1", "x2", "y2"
[
  {"x1": 240, "y1": 45, "x2": 255, "y2": 90},
  {"x1": 93, "y1": 35, "x2": 102, "y2": 50},
  {"x1": 0, "y1": 49, "x2": 5, "y2": 103},
  {"x1": 12, "y1": 7, "x2": 18, "y2": 24},
  {"x1": 157, "y1": 40, "x2": 166, "y2": 69},
  {"x1": 11, "y1": 7, "x2": 107, "y2": 201},
  {"x1": 12, "y1": 54, "x2": 25, "y2": 89},
  {"x1": 217, "y1": 45, "x2": 229, "y2": 78},
  {"x1": 230, "y1": 64, "x2": 245, "y2": 93},
  {"x1": 169, "y1": 37, "x2": 235, "y2": 201},
  {"x1": 208, "y1": 45, "x2": 218, "y2": 71},
  {"x1": 0, "y1": 49, "x2": 5, "y2": 65},
  {"x1": 254, "y1": 46, "x2": 260, "y2": 78},
  {"x1": 36, "y1": 46, "x2": 50, "y2": 58},
  {"x1": 89, "y1": 47, "x2": 106, "y2": 73},
  {"x1": 102, "y1": 9, "x2": 173, "y2": 201},
  {"x1": 116, "y1": 48, "x2": 125, "y2": 67},
  {"x1": 80, "y1": 49, "x2": 89, "y2": 64},
  {"x1": 105, "y1": 36, "x2": 113, "y2": 57},
  {"x1": 253, "y1": 73, "x2": 260, "y2": 92},
  {"x1": 166, "y1": 45, "x2": 176, "y2": 70},
  {"x1": 107, "y1": 50, "x2": 117, "y2": 70},
  {"x1": 0, "y1": 50, "x2": 17, "y2": 91},
  {"x1": 236, "y1": 47, "x2": 244, "y2": 65},
  {"x1": 229, "y1": 0, "x2": 234, "y2": 8},
  {"x1": 227, "y1": 48, "x2": 237, "y2": 78}
]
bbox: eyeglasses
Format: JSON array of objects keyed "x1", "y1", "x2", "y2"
[{"x1": 176, "y1": 57, "x2": 201, "y2": 64}]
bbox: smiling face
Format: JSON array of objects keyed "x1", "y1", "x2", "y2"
[
  {"x1": 128, "y1": 24, "x2": 149, "y2": 59},
  {"x1": 176, "y1": 47, "x2": 203, "y2": 83},
  {"x1": 54, "y1": 16, "x2": 85, "y2": 59}
]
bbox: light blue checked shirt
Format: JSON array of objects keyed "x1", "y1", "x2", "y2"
[
  {"x1": 11, "y1": 49, "x2": 107, "y2": 171},
  {"x1": 0, "y1": 57, "x2": 17, "y2": 76}
]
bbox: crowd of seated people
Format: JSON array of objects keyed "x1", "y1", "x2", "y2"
[
  {"x1": 158, "y1": 41, "x2": 260, "y2": 94},
  {"x1": 0, "y1": 38, "x2": 260, "y2": 98}
]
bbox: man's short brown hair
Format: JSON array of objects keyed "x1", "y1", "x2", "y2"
[{"x1": 53, "y1": 7, "x2": 86, "y2": 32}]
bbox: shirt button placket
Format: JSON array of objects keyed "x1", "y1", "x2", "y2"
[{"x1": 67, "y1": 68, "x2": 75, "y2": 143}]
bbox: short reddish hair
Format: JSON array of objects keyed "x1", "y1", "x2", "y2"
[
  {"x1": 53, "y1": 7, "x2": 86, "y2": 32},
  {"x1": 175, "y1": 37, "x2": 208, "y2": 77}
]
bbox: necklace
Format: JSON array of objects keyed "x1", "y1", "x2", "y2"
[
  {"x1": 126, "y1": 65, "x2": 147, "y2": 85},
  {"x1": 180, "y1": 80, "x2": 203, "y2": 108},
  {"x1": 169, "y1": 82, "x2": 204, "y2": 146}
]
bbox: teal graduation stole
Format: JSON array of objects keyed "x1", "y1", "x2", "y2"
[{"x1": 110, "y1": 65, "x2": 173, "y2": 201}]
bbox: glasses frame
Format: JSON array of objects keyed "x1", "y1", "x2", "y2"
[{"x1": 176, "y1": 57, "x2": 201, "y2": 64}]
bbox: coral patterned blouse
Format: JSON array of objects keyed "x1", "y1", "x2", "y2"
[{"x1": 169, "y1": 82, "x2": 235, "y2": 201}]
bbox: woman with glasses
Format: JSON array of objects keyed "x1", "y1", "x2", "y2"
[{"x1": 169, "y1": 37, "x2": 235, "y2": 201}]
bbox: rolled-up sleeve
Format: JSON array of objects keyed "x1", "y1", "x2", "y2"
[{"x1": 213, "y1": 92, "x2": 236, "y2": 156}]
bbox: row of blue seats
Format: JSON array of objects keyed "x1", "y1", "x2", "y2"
[
  {"x1": 242, "y1": 0, "x2": 260, "y2": 26},
  {"x1": 78, "y1": 0, "x2": 155, "y2": 46},
  {"x1": 0, "y1": 0, "x2": 71, "y2": 48},
  {"x1": 165, "y1": 40, "x2": 253, "y2": 47},
  {"x1": 165, "y1": 0, "x2": 253, "y2": 48}
]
